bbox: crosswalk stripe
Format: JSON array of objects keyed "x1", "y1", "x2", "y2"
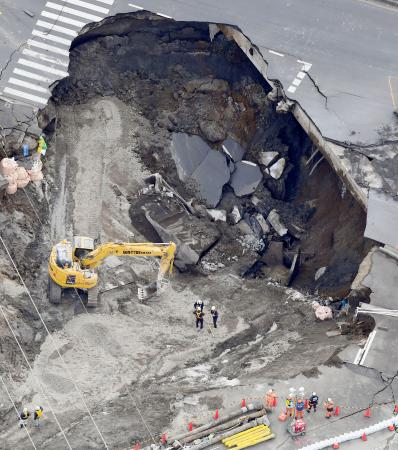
[
  {"x1": 32, "y1": 29, "x2": 72, "y2": 46},
  {"x1": 13, "y1": 68, "x2": 55, "y2": 83},
  {"x1": 92, "y1": 0, "x2": 114, "y2": 4},
  {"x1": 18, "y1": 58, "x2": 69, "y2": 77},
  {"x1": 36, "y1": 20, "x2": 78, "y2": 37},
  {"x1": 8, "y1": 77, "x2": 50, "y2": 93},
  {"x1": 27, "y1": 39, "x2": 69, "y2": 56},
  {"x1": 46, "y1": 2, "x2": 104, "y2": 21},
  {"x1": 41, "y1": 10, "x2": 87, "y2": 27},
  {"x1": 22, "y1": 48, "x2": 69, "y2": 67},
  {"x1": 62, "y1": 0, "x2": 109, "y2": 14},
  {"x1": 3, "y1": 87, "x2": 48, "y2": 105}
]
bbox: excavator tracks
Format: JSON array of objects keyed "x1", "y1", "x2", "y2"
[{"x1": 87, "y1": 284, "x2": 99, "y2": 308}]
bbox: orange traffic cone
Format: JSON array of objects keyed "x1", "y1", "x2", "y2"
[
  {"x1": 134, "y1": 443, "x2": 140, "y2": 450},
  {"x1": 389, "y1": 424, "x2": 395, "y2": 431},
  {"x1": 161, "y1": 433, "x2": 167, "y2": 444},
  {"x1": 188, "y1": 422, "x2": 193, "y2": 432},
  {"x1": 364, "y1": 407, "x2": 371, "y2": 418},
  {"x1": 241, "y1": 399, "x2": 246, "y2": 408},
  {"x1": 334, "y1": 406, "x2": 340, "y2": 416},
  {"x1": 361, "y1": 432, "x2": 367, "y2": 441},
  {"x1": 332, "y1": 443, "x2": 340, "y2": 449},
  {"x1": 213, "y1": 409, "x2": 219, "y2": 420}
]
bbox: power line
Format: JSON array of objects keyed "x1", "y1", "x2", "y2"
[
  {"x1": 0, "y1": 305, "x2": 73, "y2": 450},
  {"x1": 0, "y1": 373, "x2": 37, "y2": 450},
  {"x1": 0, "y1": 233, "x2": 109, "y2": 449}
]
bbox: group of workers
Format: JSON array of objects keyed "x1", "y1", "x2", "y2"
[
  {"x1": 19, "y1": 406, "x2": 44, "y2": 429},
  {"x1": 193, "y1": 300, "x2": 219, "y2": 330}
]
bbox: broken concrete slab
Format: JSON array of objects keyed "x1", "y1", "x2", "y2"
[
  {"x1": 254, "y1": 213, "x2": 270, "y2": 234},
  {"x1": 222, "y1": 137, "x2": 245, "y2": 162},
  {"x1": 315, "y1": 266, "x2": 327, "y2": 281},
  {"x1": 144, "y1": 203, "x2": 220, "y2": 270},
  {"x1": 229, "y1": 205, "x2": 242, "y2": 224},
  {"x1": 229, "y1": 161, "x2": 262, "y2": 197},
  {"x1": 266, "y1": 157, "x2": 286, "y2": 180},
  {"x1": 258, "y1": 151, "x2": 279, "y2": 167},
  {"x1": 266, "y1": 209, "x2": 288, "y2": 236},
  {"x1": 170, "y1": 132, "x2": 230, "y2": 207}
]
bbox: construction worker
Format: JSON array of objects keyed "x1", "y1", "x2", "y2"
[
  {"x1": 34, "y1": 406, "x2": 43, "y2": 427},
  {"x1": 307, "y1": 392, "x2": 319, "y2": 413},
  {"x1": 19, "y1": 407, "x2": 30, "y2": 428},
  {"x1": 194, "y1": 300, "x2": 204, "y2": 311},
  {"x1": 324, "y1": 398, "x2": 334, "y2": 419},
  {"x1": 37, "y1": 135, "x2": 47, "y2": 157},
  {"x1": 295, "y1": 397, "x2": 305, "y2": 419},
  {"x1": 285, "y1": 394, "x2": 295, "y2": 417},
  {"x1": 211, "y1": 306, "x2": 219, "y2": 328},
  {"x1": 194, "y1": 307, "x2": 204, "y2": 330},
  {"x1": 265, "y1": 389, "x2": 278, "y2": 409}
]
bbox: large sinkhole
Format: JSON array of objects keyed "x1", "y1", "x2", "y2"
[{"x1": 44, "y1": 12, "x2": 372, "y2": 298}]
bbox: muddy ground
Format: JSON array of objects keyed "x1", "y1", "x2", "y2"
[{"x1": 0, "y1": 13, "x2": 372, "y2": 449}]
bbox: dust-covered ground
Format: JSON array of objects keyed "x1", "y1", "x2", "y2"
[{"x1": 0, "y1": 13, "x2": 373, "y2": 450}]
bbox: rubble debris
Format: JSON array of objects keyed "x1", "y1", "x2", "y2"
[
  {"x1": 266, "y1": 157, "x2": 286, "y2": 179},
  {"x1": 266, "y1": 209, "x2": 288, "y2": 236},
  {"x1": 258, "y1": 151, "x2": 279, "y2": 167},
  {"x1": 199, "y1": 118, "x2": 226, "y2": 143},
  {"x1": 170, "y1": 133, "x2": 230, "y2": 207},
  {"x1": 315, "y1": 266, "x2": 327, "y2": 281},
  {"x1": 254, "y1": 213, "x2": 270, "y2": 234},
  {"x1": 143, "y1": 202, "x2": 219, "y2": 270},
  {"x1": 229, "y1": 205, "x2": 242, "y2": 224},
  {"x1": 261, "y1": 241, "x2": 283, "y2": 266},
  {"x1": 222, "y1": 137, "x2": 245, "y2": 162},
  {"x1": 207, "y1": 209, "x2": 227, "y2": 222},
  {"x1": 229, "y1": 161, "x2": 262, "y2": 197},
  {"x1": 312, "y1": 301, "x2": 333, "y2": 320}
]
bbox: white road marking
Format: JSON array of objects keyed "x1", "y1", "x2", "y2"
[
  {"x1": 93, "y1": 0, "x2": 114, "y2": 4},
  {"x1": 36, "y1": 20, "x2": 78, "y2": 37},
  {"x1": 18, "y1": 58, "x2": 69, "y2": 77},
  {"x1": 359, "y1": 329, "x2": 377, "y2": 365},
  {"x1": 27, "y1": 39, "x2": 69, "y2": 56},
  {"x1": 3, "y1": 87, "x2": 48, "y2": 104},
  {"x1": 46, "y1": 2, "x2": 103, "y2": 22},
  {"x1": 62, "y1": 0, "x2": 109, "y2": 14},
  {"x1": 13, "y1": 68, "x2": 55, "y2": 83},
  {"x1": 287, "y1": 60, "x2": 313, "y2": 94},
  {"x1": 8, "y1": 77, "x2": 49, "y2": 93},
  {"x1": 128, "y1": 3, "x2": 144, "y2": 9},
  {"x1": 269, "y1": 50, "x2": 284, "y2": 57},
  {"x1": 22, "y1": 48, "x2": 69, "y2": 67},
  {"x1": 156, "y1": 12, "x2": 173, "y2": 18},
  {"x1": 32, "y1": 29, "x2": 73, "y2": 46},
  {"x1": 41, "y1": 10, "x2": 87, "y2": 27}
]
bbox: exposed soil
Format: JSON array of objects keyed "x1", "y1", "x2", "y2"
[{"x1": 0, "y1": 12, "x2": 372, "y2": 450}]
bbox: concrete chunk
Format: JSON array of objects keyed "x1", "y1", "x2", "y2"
[
  {"x1": 207, "y1": 209, "x2": 227, "y2": 222},
  {"x1": 267, "y1": 209, "x2": 288, "y2": 236},
  {"x1": 229, "y1": 161, "x2": 262, "y2": 197},
  {"x1": 254, "y1": 213, "x2": 270, "y2": 234},
  {"x1": 258, "y1": 151, "x2": 279, "y2": 167},
  {"x1": 222, "y1": 137, "x2": 245, "y2": 162},
  {"x1": 266, "y1": 158, "x2": 286, "y2": 180}
]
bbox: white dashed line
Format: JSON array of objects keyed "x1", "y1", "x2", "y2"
[
  {"x1": 61, "y1": 0, "x2": 109, "y2": 15},
  {"x1": 27, "y1": 39, "x2": 70, "y2": 56},
  {"x1": 32, "y1": 29, "x2": 73, "y2": 46},
  {"x1": 8, "y1": 77, "x2": 49, "y2": 93},
  {"x1": 93, "y1": 0, "x2": 114, "y2": 4},
  {"x1": 287, "y1": 60, "x2": 313, "y2": 94},
  {"x1": 13, "y1": 68, "x2": 56, "y2": 84},
  {"x1": 41, "y1": 11, "x2": 87, "y2": 27},
  {"x1": 3, "y1": 87, "x2": 48, "y2": 104},
  {"x1": 22, "y1": 48, "x2": 69, "y2": 67},
  {"x1": 128, "y1": 3, "x2": 144, "y2": 9},
  {"x1": 269, "y1": 50, "x2": 284, "y2": 57},
  {"x1": 156, "y1": 12, "x2": 173, "y2": 18},
  {"x1": 36, "y1": 20, "x2": 78, "y2": 37},
  {"x1": 46, "y1": 2, "x2": 104, "y2": 22},
  {"x1": 18, "y1": 58, "x2": 69, "y2": 77}
]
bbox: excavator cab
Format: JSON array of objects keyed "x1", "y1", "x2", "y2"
[{"x1": 72, "y1": 236, "x2": 95, "y2": 260}]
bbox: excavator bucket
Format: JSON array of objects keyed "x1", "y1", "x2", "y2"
[{"x1": 137, "y1": 280, "x2": 169, "y2": 301}]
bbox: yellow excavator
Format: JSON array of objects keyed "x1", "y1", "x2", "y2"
[{"x1": 48, "y1": 236, "x2": 176, "y2": 307}]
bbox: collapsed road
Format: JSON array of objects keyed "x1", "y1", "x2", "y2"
[{"x1": 0, "y1": 8, "x2": 397, "y2": 450}]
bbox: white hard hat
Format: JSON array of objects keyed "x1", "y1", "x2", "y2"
[
  {"x1": 196, "y1": 306, "x2": 201, "y2": 311},
  {"x1": 312, "y1": 392, "x2": 316, "y2": 396},
  {"x1": 328, "y1": 398, "x2": 332, "y2": 402},
  {"x1": 23, "y1": 407, "x2": 28, "y2": 414},
  {"x1": 211, "y1": 306, "x2": 216, "y2": 311},
  {"x1": 198, "y1": 300, "x2": 203, "y2": 304},
  {"x1": 35, "y1": 406, "x2": 41, "y2": 411},
  {"x1": 267, "y1": 389, "x2": 273, "y2": 394}
]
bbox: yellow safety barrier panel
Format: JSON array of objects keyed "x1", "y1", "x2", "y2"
[{"x1": 222, "y1": 424, "x2": 276, "y2": 449}]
